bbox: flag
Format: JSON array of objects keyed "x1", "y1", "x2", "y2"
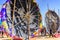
[
  {"x1": 1, "y1": 0, "x2": 10, "y2": 34},
  {"x1": 1, "y1": 0, "x2": 10, "y2": 28},
  {"x1": 0, "y1": 0, "x2": 13, "y2": 38},
  {"x1": 1, "y1": 4, "x2": 8, "y2": 29}
]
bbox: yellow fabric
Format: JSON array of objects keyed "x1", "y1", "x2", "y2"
[
  {"x1": 2, "y1": 21, "x2": 8, "y2": 30},
  {"x1": 8, "y1": 36, "x2": 12, "y2": 40},
  {"x1": 33, "y1": 32, "x2": 37, "y2": 35},
  {"x1": 39, "y1": 23, "x2": 42, "y2": 29}
]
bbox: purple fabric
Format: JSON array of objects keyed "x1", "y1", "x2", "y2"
[
  {"x1": 0, "y1": 12, "x2": 2, "y2": 18},
  {"x1": 1, "y1": 6, "x2": 7, "y2": 21},
  {"x1": 0, "y1": 26, "x2": 4, "y2": 31}
]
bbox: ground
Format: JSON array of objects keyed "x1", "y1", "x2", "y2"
[
  {"x1": 0, "y1": 37, "x2": 60, "y2": 40},
  {"x1": 30, "y1": 37, "x2": 60, "y2": 40}
]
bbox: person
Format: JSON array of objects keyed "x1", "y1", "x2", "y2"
[{"x1": 49, "y1": 29, "x2": 52, "y2": 37}]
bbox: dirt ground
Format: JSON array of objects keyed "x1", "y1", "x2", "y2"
[
  {"x1": 30, "y1": 37, "x2": 60, "y2": 40},
  {"x1": 0, "y1": 37, "x2": 60, "y2": 40}
]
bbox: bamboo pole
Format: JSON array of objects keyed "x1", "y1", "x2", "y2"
[
  {"x1": 12, "y1": 0, "x2": 16, "y2": 35},
  {"x1": 27, "y1": 7, "x2": 30, "y2": 40},
  {"x1": 27, "y1": 0, "x2": 31, "y2": 40},
  {"x1": 27, "y1": 16, "x2": 30, "y2": 40}
]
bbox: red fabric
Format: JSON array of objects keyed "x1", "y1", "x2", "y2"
[
  {"x1": 53, "y1": 33, "x2": 60, "y2": 38},
  {"x1": 13, "y1": 36, "x2": 22, "y2": 40},
  {"x1": 13, "y1": 38, "x2": 22, "y2": 40}
]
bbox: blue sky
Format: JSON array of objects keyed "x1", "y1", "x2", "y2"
[
  {"x1": 0, "y1": 0, "x2": 6, "y2": 5},
  {"x1": 0, "y1": 0, "x2": 60, "y2": 26},
  {"x1": 36, "y1": 0, "x2": 60, "y2": 26}
]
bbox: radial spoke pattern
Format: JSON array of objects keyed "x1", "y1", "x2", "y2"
[{"x1": 6, "y1": 0, "x2": 42, "y2": 40}]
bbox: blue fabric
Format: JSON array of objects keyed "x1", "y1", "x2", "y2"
[
  {"x1": 0, "y1": 20, "x2": 2, "y2": 25},
  {"x1": 1, "y1": 7, "x2": 7, "y2": 21},
  {"x1": 6, "y1": 0, "x2": 10, "y2": 3}
]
